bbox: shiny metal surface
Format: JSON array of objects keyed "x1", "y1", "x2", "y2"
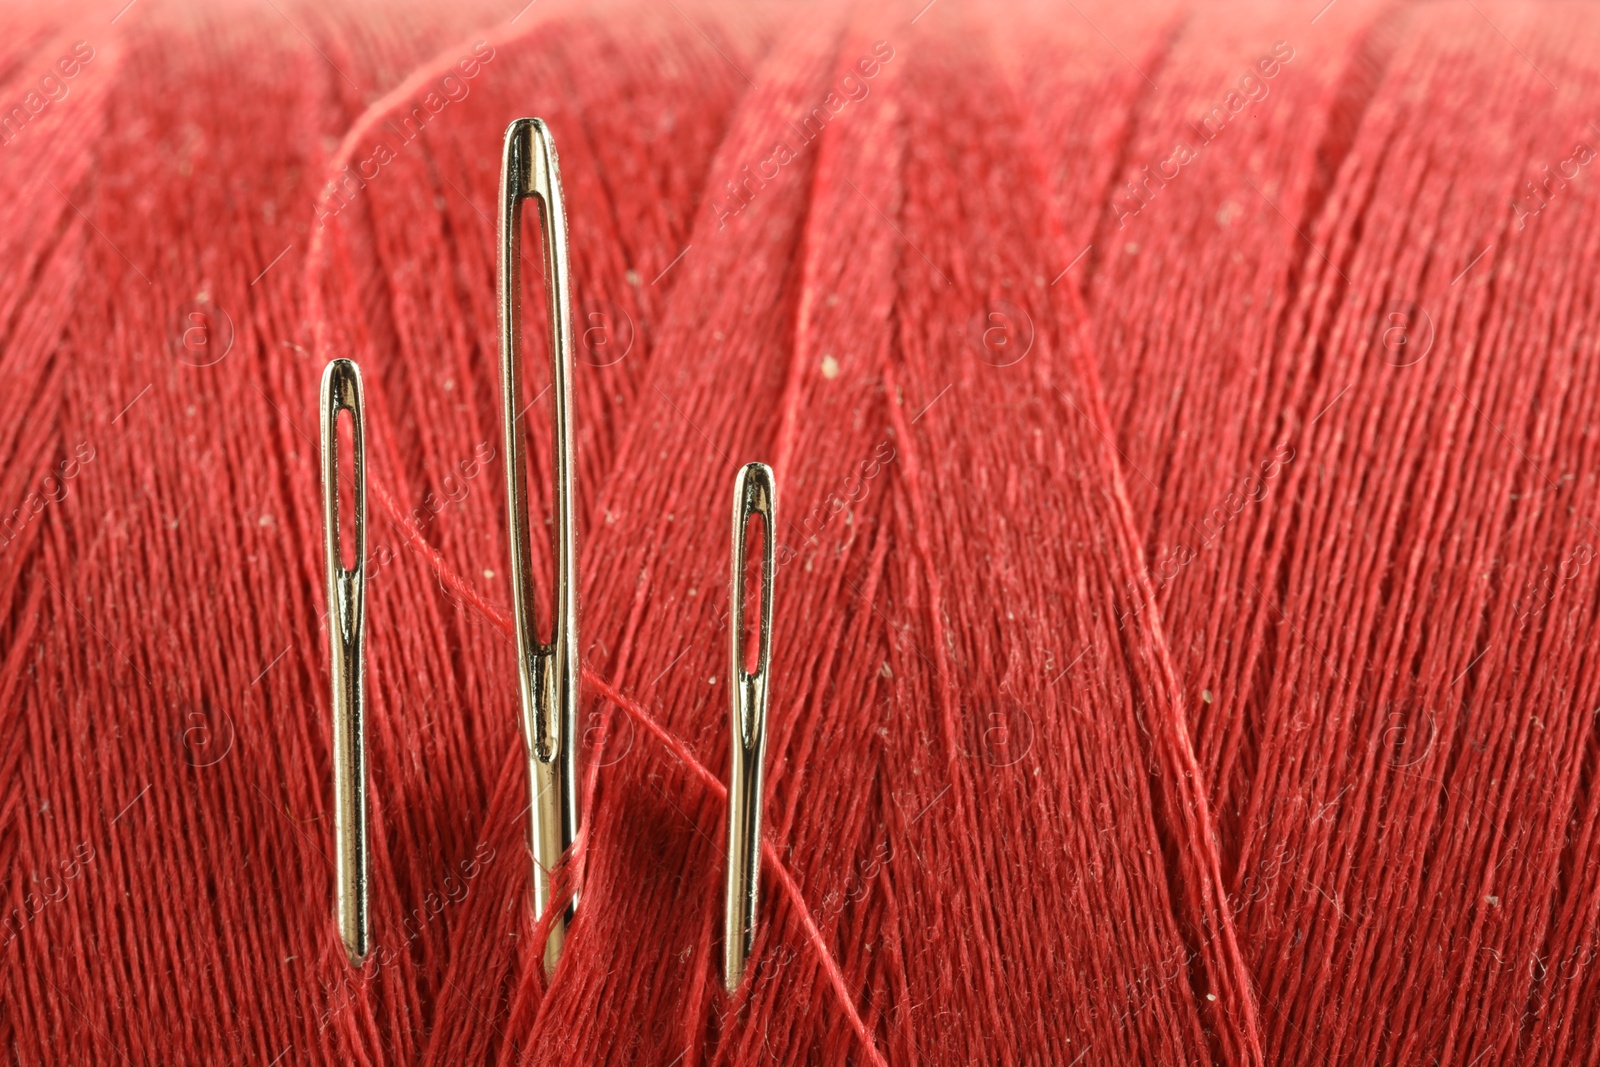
[
  {"x1": 724, "y1": 462, "x2": 776, "y2": 992},
  {"x1": 497, "y1": 117, "x2": 581, "y2": 976},
  {"x1": 319, "y1": 357, "x2": 369, "y2": 967}
]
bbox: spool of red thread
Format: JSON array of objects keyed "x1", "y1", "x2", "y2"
[{"x1": 2, "y1": 0, "x2": 1598, "y2": 1063}]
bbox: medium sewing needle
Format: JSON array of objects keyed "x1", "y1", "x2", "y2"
[{"x1": 320, "y1": 357, "x2": 369, "y2": 966}]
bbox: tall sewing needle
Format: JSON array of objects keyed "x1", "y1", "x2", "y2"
[
  {"x1": 498, "y1": 117, "x2": 581, "y2": 975},
  {"x1": 320, "y1": 357, "x2": 369, "y2": 966},
  {"x1": 725, "y1": 462, "x2": 777, "y2": 992}
]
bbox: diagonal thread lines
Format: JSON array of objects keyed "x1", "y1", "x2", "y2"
[{"x1": 364, "y1": 476, "x2": 888, "y2": 1066}]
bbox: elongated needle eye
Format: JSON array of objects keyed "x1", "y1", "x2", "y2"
[
  {"x1": 725, "y1": 461, "x2": 776, "y2": 992},
  {"x1": 498, "y1": 116, "x2": 581, "y2": 976},
  {"x1": 320, "y1": 357, "x2": 368, "y2": 966}
]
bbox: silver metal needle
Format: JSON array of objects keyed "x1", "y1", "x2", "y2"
[
  {"x1": 319, "y1": 357, "x2": 369, "y2": 967},
  {"x1": 498, "y1": 117, "x2": 581, "y2": 975},
  {"x1": 724, "y1": 462, "x2": 776, "y2": 992}
]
